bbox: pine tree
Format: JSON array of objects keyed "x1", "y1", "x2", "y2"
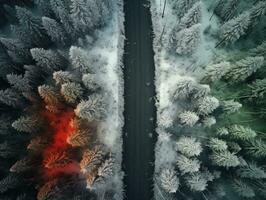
[
  {"x1": 210, "y1": 150, "x2": 240, "y2": 168},
  {"x1": 31, "y1": 48, "x2": 66, "y2": 72},
  {"x1": 37, "y1": 179, "x2": 59, "y2": 200},
  {"x1": 10, "y1": 157, "x2": 33, "y2": 173},
  {"x1": 0, "y1": 142, "x2": 18, "y2": 158},
  {"x1": 80, "y1": 146, "x2": 103, "y2": 173},
  {"x1": 237, "y1": 162, "x2": 266, "y2": 179},
  {"x1": 197, "y1": 96, "x2": 219, "y2": 115},
  {"x1": 248, "y1": 79, "x2": 266, "y2": 100},
  {"x1": 159, "y1": 167, "x2": 179, "y2": 193},
  {"x1": 219, "y1": 0, "x2": 239, "y2": 21},
  {"x1": 216, "y1": 127, "x2": 229, "y2": 136},
  {"x1": 249, "y1": 1, "x2": 266, "y2": 26},
  {"x1": 202, "y1": 116, "x2": 216, "y2": 127},
  {"x1": 179, "y1": 111, "x2": 199, "y2": 127},
  {"x1": 70, "y1": 0, "x2": 93, "y2": 32},
  {"x1": 208, "y1": 138, "x2": 228, "y2": 152},
  {"x1": 0, "y1": 89, "x2": 24, "y2": 107},
  {"x1": 27, "y1": 136, "x2": 49, "y2": 152},
  {"x1": 82, "y1": 73, "x2": 100, "y2": 91},
  {"x1": 42, "y1": 17, "x2": 69, "y2": 46},
  {"x1": 98, "y1": 157, "x2": 114, "y2": 179},
  {"x1": 15, "y1": 6, "x2": 47, "y2": 45},
  {"x1": 172, "y1": 78, "x2": 196, "y2": 99},
  {"x1": 227, "y1": 142, "x2": 241, "y2": 153},
  {"x1": 221, "y1": 100, "x2": 242, "y2": 114},
  {"x1": 171, "y1": 0, "x2": 198, "y2": 19},
  {"x1": 6, "y1": 74, "x2": 31, "y2": 92},
  {"x1": 249, "y1": 41, "x2": 266, "y2": 57},
  {"x1": 69, "y1": 46, "x2": 94, "y2": 73},
  {"x1": 175, "y1": 136, "x2": 202, "y2": 157},
  {"x1": 224, "y1": 56, "x2": 264, "y2": 82},
  {"x1": 228, "y1": 125, "x2": 257, "y2": 141},
  {"x1": 219, "y1": 12, "x2": 251, "y2": 45},
  {"x1": 67, "y1": 130, "x2": 91, "y2": 147},
  {"x1": 75, "y1": 93, "x2": 107, "y2": 121},
  {"x1": 245, "y1": 138, "x2": 266, "y2": 158},
  {"x1": 61, "y1": 82, "x2": 83, "y2": 103},
  {"x1": 178, "y1": 2, "x2": 202, "y2": 30},
  {"x1": 172, "y1": 24, "x2": 201, "y2": 55},
  {"x1": 10, "y1": 25, "x2": 33, "y2": 47},
  {"x1": 185, "y1": 172, "x2": 208, "y2": 192},
  {"x1": 43, "y1": 151, "x2": 71, "y2": 169},
  {"x1": 38, "y1": 85, "x2": 61, "y2": 106},
  {"x1": 53, "y1": 71, "x2": 74, "y2": 85},
  {"x1": 176, "y1": 154, "x2": 201, "y2": 174},
  {"x1": 12, "y1": 116, "x2": 40, "y2": 133},
  {"x1": 232, "y1": 179, "x2": 255, "y2": 198},
  {"x1": 202, "y1": 62, "x2": 231, "y2": 83}
]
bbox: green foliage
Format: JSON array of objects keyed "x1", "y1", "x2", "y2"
[
  {"x1": 237, "y1": 162, "x2": 266, "y2": 179},
  {"x1": 228, "y1": 125, "x2": 257, "y2": 140},
  {"x1": 245, "y1": 138, "x2": 266, "y2": 158},
  {"x1": 210, "y1": 150, "x2": 240, "y2": 168},
  {"x1": 232, "y1": 179, "x2": 255, "y2": 198}
]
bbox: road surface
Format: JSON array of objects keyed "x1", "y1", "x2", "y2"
[{"x1": 122, "y1": 0, "x2": 157, "y2": 199}]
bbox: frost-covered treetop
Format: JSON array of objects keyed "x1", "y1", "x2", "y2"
[{"x1": 176, "y1": 136, "x2": 202, "y2": 157}]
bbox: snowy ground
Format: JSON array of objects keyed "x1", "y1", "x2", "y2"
[{"x1": 150, "y1": 0, "x2": 219, "y2": 198}]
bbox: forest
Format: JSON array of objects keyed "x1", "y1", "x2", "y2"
[
  {"x1": 0, "y1": 0, "x2": 124, "y2": 199},
  {"x1": 151, "y1": 0, "x2": 266, "y2": 199}
]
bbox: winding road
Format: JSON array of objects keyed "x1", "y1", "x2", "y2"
[{"x1": 122, "y1": 0, "x2": 157, "y2": 199}]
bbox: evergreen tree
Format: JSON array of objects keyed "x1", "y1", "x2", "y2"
[
  {"x1": 210, "y1": 150, "x2": 240, "y2": 168},
  {"x1": 0, "y1": 174, "x2": 22, "y2": 193},
  {"x1": 53, "y1": 71, "x2": 74, "y2": 85},
  {"x1": 82, "y1": 73, "x2": 100, "y2": 91},
  {"x1": 61, "y1": 82, "x2": 83, "y2": 103},
  {"x1": 197, "y1": 96, "x2": 219, "y2": 115},
  {"x1": 172, "y1": 78, "x2": 196, "y2": 100},
  {"x1": 176, "y1": 154, "x2": 201, "y2": 174},
  {"x1": 80, "y1": 146, "x2": 103, "y2": 173},
  {"x1": 159, "y1": 167, "x2": 179, "y2": 193},
  {"x1": 248, "y1": 79, "x2": 266, "y2": 100},
  {"x1": 179, "y1": 111, "x2": 199, "y2": 127},
  {"x1": 245, "y1": 138, "x2": 266, "y2": 158},
  {"x1": 178, "y1": 2, "x2": 202, "y2": 30},
  {"x1": 232, "y1": 179, "x2": 255, "y2": 198},
  {"x1": 249, "y1": 41, "x2": 266, "y2": 57},
  {"x1": 67, "y1": 130, "x2": 90, "y2": 147},
  {"x1": 31, "y1": 48, "x2": 66, "y2": 72},
  {"x1": 219, "y1": 0, "x2": 239, "y2": 21},
  {"x1": 98, "y1": 157, "x2": 114, "y2": 179},
  {"x1": 237, "y1": 162, "x2": 266, "y2": 179},
  {"x1": 221, "y1": 100, "x2": 242, "y2": 114},
  {"x1": 75, "y1": 93, "x2": 107, "y2": 121},
  {"x1": 0, "y1": 89, "x2": 24, "y2": 107},
  {"x1": 6, "y1": 74, "x2": 31, "y2": 92},
  {"x1": 249, "y1": 1, "x2": 266, "y2": 26},
  {"x1": 228, "y1": 125, "x2": 257, "y2": 141},
  {"x1": 172, "y1": 24, "x2": 201, "y2": 55},
  {"x1": 42, "y1": 17, "x2": 69, "y2": 46},
  {"x1": 185, "y1": 172, "x2": 208, "y2": 192},
  {"x1": 208, "y1": 138, "x2": 228, "y2": 152},
  {"x1": 12, "y1": 116, "x2": 40, "y2": 133},
  {"x1": 0, "y1": 142, "x2": 18, "y2": 158},
  {"x1": 38, "y1": 85, "x2": 61, "y2": 106},
  {"x1": 10, "y1": 157, "x2": 33, "y2": 173},
  {"x1": 224, "y1": 56, "x2": 264, "y2": 83},
  {"x1": 202, "y1": 62, "x2": 231, "y2": 83},
  {"x1": 219, "y1": 12, "x2": 251, "y2": 45},
  {"x1": 171, "y1": 0, "x2": 198, "y2": 19},
  {"x1": 176, "y1": 136, "x2": 202, "y2": 157},
  {"x1": 202, "y1": 116, "x2": 216, "y2": 127}
]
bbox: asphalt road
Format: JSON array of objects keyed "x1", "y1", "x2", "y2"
[{"x1": 122, "y1": 0, "x2": 157, "y2": 199}]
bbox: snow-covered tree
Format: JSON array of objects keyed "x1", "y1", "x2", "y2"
[
  {"x1": 12, "y1": 116, "x2": 40, "y2": 133},
  {"x1": 70, "y1": 0, "x2": 93, "y2": 32},
  {"x1": 245, "y1": 139, "x2": 266, "y2": 158},
  {"x1": 232, "y1": 179, "x2": 255, "y2": 198},
  {"x1": 159, "y1": 167, "x2": 179, "y2": 193},
  {"x1": 82, "y1": 73, "x2": 100, "y2": 91},
  {"x1": 210, "y1": 150, "x2": 240, "y2": 168},
  {"x1": 219, "y1": 12, "x2": 251, "y2": 45},
  {"x1": 75, "y1": 93, "x2": 107, "y2": 121},
  {"x1": 216, "y1": 127, "x2": 229, "y2": 136},
  {"x1": 190, "y1": 84, "x2": 210, "y2": 99},
  {"x1": 31, "y1": 48, "x2": 66, "y2": 72},
  {"x1": 202, "y1": 116, "x2": 216, "y2": 127},
  {"x1": 185, "y1": 172, "x2": 208, "y2": 192},
  {"x1": 237, "y1": 162, "x2": 266, "y2": 179},
  {"x1": 61, "y1": 82, "x2": 83, "y2": 103},
  {"x1": 43, "y1": 151, "x2": 71, "y2": 169},
  {"x1": 6, "y1": 74, "x2": 31, "y2": 92},
  {"x1": 172, "y1": 24, "x2": 201, "y2": 55},
  {"x1": 249, "y1": 1, "x2": 266, "y2": 26},
  {"x1": 218, "y1": 0, "x2": 239, "y2": 21},
  {"x1": 176, "y1": 154, "x2": 201, "y2": 174},
  {"x1": 248, "y1": 79, "x2": 266, "y2": 100},
  {"x1": 67, "y1": 130, "x2": 90, "y2": 147},
  {"x1": 42, "y1": 17, "x2": 69, "y2": 46},
  {"x1": 208, "y1": 138, "x2": 228, "y2": 152},
  {"x1": 176, "y1": 136, "x2": 202, "y2": 157},
  {"x1": 224, "y1": 56, "x2": 264, "y2": 83},
  {"x1": 172, "y1": 78, "x2": 196, "y2": 100},
  {"x1": 171, "y1": 0, "x2": 198, "y2": 19},
  {"x1": 69, "y1": 46, "x2": 94, "y2": 73},
  {"x1": 202, "y1": 62, "x2": 231, "y2": 82},
  {"x1": 228, "y1": 125, "x2": 257, "y2": 141},
  {"x1": 38, "y1": 85, "x2": 61, "y2": 106},
  {"x1": 221, "y1": 100, "x2": 242, "y2": 114},
  {"x1": 0, "y1": 89, "x2": 24, "y2": 107},
  {"x1": 197, "y1": 96, "x2": 219, "y2": 115},
  {"x1": 249, "y1": 41, "x2": 266, "y2": 57},
  {"x1": 80, "y1": 146, "x2": 103, "y2": 173},
  {"x1": 178, "y1": 2, "x2": 202, "y2": 30},
  {"x1": 53, "y1": 71, "x2": 74, "y2": 85},
  {"x1": 98, "y1": 157, "x2": 114, "y2": 179},
  {"x1": 179, "y1": 111, "x2": 199, "y2": 127}
]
